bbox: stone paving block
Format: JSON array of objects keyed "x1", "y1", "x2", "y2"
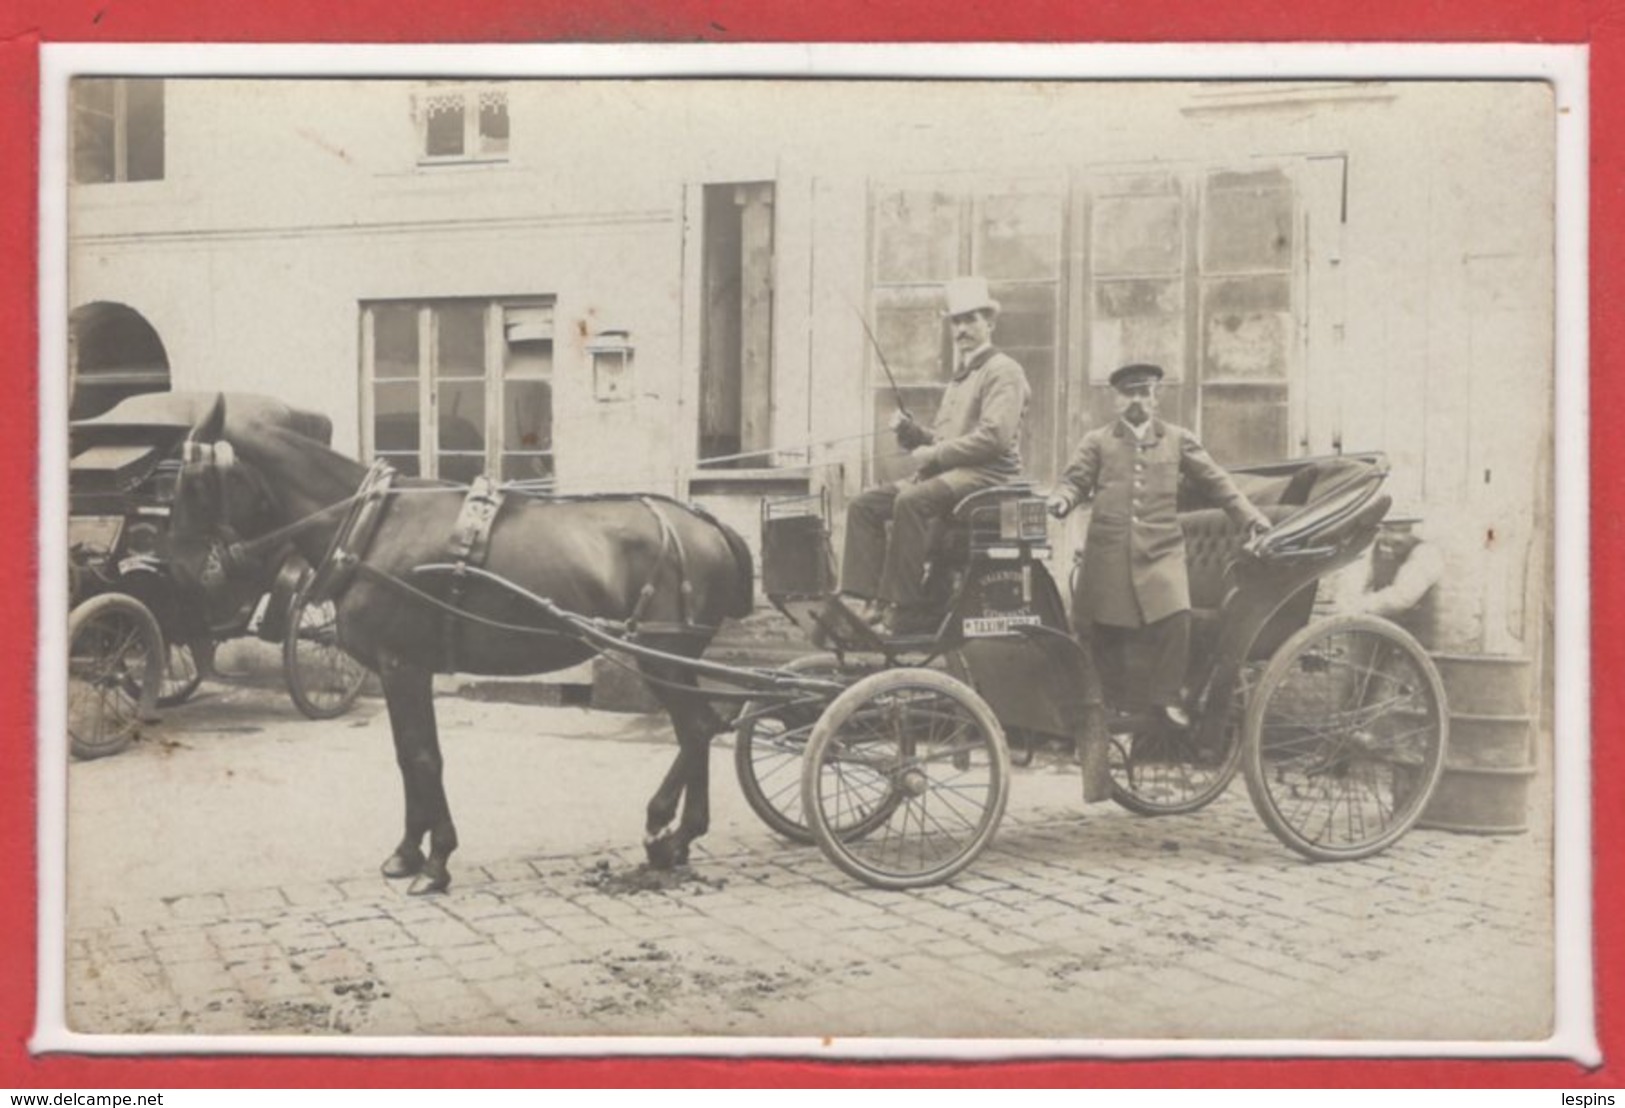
[
  {"x1": 153, "y1": 893, "x2": 225, "y2": 921},
  {"x1": 367, "y1": 948, "x2": 458, "y2": 980},
  {"x1": 331, "y1": 917, "x2": 415, "y2": 951},
  {"x1": 278, "y1": 881, "x2": 347, "y2": 908},
  {"x1": 971, "y1": 930, "x2": 1047, "y2": 957},
  {"x1": 279, "y1": 930, "x2": 345, "y2": 958},
  {"x1": 234, "y1": 967, "x2": 315, "y2": 1006},
  {"x1": 315, "y1": 901, "x2": 393, "y2": 926},
  {"x1": 149, "y1": 939, "x2": 217, "y2": 967},
  {"x1": 448, "y1": 954, "x2": 526, "y2": 983},
  {"x1": 335, "y1": 876, "x2": 398, "y2": 901},
  {"x1": 441, "y1": 891, "x2": 527, "y2": 923},
  {"x1": 423, "y1": 1013, "x2": 522, "y2": 1036},
  {"x1": 436, "y1": 939, "x2": 507, "y2": 967},
  {"x1": 493, "y1": 927, "x2": 576, "y2": 957},
  {"x1": 112, "y1": 890, "x2": 182, "y2": 916},
  {"x1": 223, "y1": 887, "x2": 290, "y2": 915},
  {"x1": 216, "y1": 940, "x2": 287, "y2": 970},
  {"x1": 389, "y1": 972, "x2": 495, "y2": 1012},
  {"x1": 298, "y1": 945, "x2": 373, "y2": 984},
  {"x1": 159, "y1": 958, "x2": 230, "y2": 997}
]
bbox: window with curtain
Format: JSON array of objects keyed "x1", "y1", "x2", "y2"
[
  {"x1": 414, "y1": 83, "x2": 510, "y2": 164},
  {"x1": 363, "y1": 298, "x2": 554, "y2": 488}
]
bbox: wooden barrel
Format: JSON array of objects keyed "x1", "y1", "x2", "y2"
[{"x1": 1420, "y1": 653, "x2": 1537, "y2": 833}]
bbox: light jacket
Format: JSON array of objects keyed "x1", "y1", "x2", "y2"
[{"x1": 912, "y1": 346, "x2": 1030, "y2": 490}]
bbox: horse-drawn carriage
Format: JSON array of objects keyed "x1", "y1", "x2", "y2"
[
  {"x1": 736, "y1": 453, "x2": 1448, "y2": 887},
  {"x1": 66, "y1": 392, "x2": 369, "y2": 760},
  {"x1": 163, "y1": 395, "x2": 1447, "y2": 894}
]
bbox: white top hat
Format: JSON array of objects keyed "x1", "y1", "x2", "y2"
[{"x1": 942, "y1": 276, "x2": 1000, "y2": 318}]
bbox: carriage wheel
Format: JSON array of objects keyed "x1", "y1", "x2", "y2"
[
  {"x1": 801, "y1": 668, "x2": 1010, "y2": 890},
  {"x1": 156, "y1": 639, "x2": 207, "y2": 708},
  {"x1": 1108, "y1": 667, "x2": 1251, "y2": 817},
  {"x1": 734, "y1": 653, "x2": 878, "y2": 843},
  {"x1": 283, "y1": 589, "x2": 368, "y2": 720},
  {"x1": 1242, "y1": 614, "x2": 1448, "y2": 862},
  {"x1": 67, "y1": 594, "x2": 163, "y2": 760}
]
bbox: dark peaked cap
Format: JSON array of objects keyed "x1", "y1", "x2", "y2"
[{"x1": 1109, "y1": 363, "x2": 1165, "y2": 390}]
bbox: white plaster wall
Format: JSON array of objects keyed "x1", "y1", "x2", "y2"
[{"x1": 66, "y1": 79, "x2": 1555, "y2": 653}]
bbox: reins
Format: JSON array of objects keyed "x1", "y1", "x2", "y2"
[{"x1": 224, "y1": 493, "x2": 366, "y2": 567}]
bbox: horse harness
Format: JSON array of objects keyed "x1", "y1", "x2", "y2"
[
  {"x1": 305, "y1": 459, "x2": 397, "y2": 606},
  {"x1": 306, "y1": 461, "x2": 706, "y2": 670}
]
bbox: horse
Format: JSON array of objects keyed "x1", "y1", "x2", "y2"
[{"x1": 165, "y1": 395, "x2": 755, "y2": 895}]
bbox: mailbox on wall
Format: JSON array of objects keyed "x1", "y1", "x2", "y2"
[{"x1": 587, "y1": 330, "x2": 634, "y2": 402}]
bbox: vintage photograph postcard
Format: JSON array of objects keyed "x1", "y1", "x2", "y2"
[{"x1": 39, "y1": 46, "x2": 1589, "y2": 1058}]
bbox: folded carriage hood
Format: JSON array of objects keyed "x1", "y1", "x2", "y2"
[{"x1": 69, "y1": 390, "x2": 333, "y2": 449}]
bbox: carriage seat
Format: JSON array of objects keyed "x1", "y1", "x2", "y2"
[
  {"x1": 925, "y1": 483, "x2": 1041, "y2": 565},
  {"x1": 1181, "y1": 503, "x2": 1308, "y2": 664}
]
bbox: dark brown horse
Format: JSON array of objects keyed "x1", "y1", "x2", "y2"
[{"x1": 167, "y1": 395, "x2": 754, "y2": 894}]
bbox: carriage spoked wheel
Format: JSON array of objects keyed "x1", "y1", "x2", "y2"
[
  {"x1": 1107, "y1": 667, "x2": 1252, "y2": 817},
  {"x1": 734, "y1": 653, "x2": 883, "y2": 843},
  {"x1": 156, "y1": 639, "x2": 208, "y2": 708},
  {"x1": 66, "y1": 594, "x2": 163, "y2": 760},
  {"x1": 1242, "y1": 614, "x2": 1448, "y2": 862},
  {"x1": 801, "y1": 668, "x2": 1010, "y2": 890},
  {"x1": 283, "y1": 587, "x2": 368, "y2": 720}
]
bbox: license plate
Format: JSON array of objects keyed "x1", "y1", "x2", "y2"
[{"x1": 962, "y1": 614, "x2": 1041, "y2": 637}]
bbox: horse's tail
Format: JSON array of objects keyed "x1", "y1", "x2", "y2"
[{"x1": 709, "y1": 516, "x2": 757, "y2": 620}]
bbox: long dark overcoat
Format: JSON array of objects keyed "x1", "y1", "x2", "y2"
[{"x1": 1057, "y1": 418, "x2": 1264, "y2": 627}]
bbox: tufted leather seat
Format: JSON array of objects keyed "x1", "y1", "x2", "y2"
[{"x1": 1180, "y1": 503, "x2": 1308, "y2": 669}]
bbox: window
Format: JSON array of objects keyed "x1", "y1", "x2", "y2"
[
  {"x1": 414, "y1": 83, "x2": 509, "y2": 164},
  {"x1": 868, "y1": 181, "x2": 1064, "y2": 484},
  {"x1": 1198, "y1": 170, "x2": 1295, "y2": 463},
  {"x1": 699, "y1": 182, "x2": 775, "y2": 466},
  {"x1": 71, "y1": 78, "x2": 164, "y2": 184},
  {"x1": 1085, "y1": 167, "x2": 1299, "y2": 465},
  {"x1": 362, "y1": 299, "x2": 554, "y2": 487}
]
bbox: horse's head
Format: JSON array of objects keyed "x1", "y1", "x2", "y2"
[{"x1": 168, "y1": 394, "x2": 282, "y2": 627}]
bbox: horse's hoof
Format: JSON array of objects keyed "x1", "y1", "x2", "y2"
[
  {"x1": 407, "y1": 871, "x2": 450, "y2": 896},
  {"x1": 644, "y1": 835, "x2": 679, "y2": 870},
  {"x1": 381, "y1": 849, "x2": 425, "y2": 879}
]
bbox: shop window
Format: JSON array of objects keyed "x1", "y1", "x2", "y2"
[
  {"x1": 363, "y1": 298, "x2": 553, "y2": 488},
  {"x1": 869, "y1": 181, "x2": 1064, "y2": 484},
  {"x1": 72, "y1": 78, "x2": 164, "y2": 184},
  {"x1": 414, "y1": 83, "x2": 510, "y2": 164},
  {"x1": 699, "y1": 182, "x2": 775, "y2": 467}
]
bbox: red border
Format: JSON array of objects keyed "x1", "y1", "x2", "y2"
[{"x1": 3, "y1": 0, "x2": 1611, "y2": 1089}]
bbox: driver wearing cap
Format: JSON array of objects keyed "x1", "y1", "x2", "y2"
[{"x1": 1048, "y1": 363, "x2": 1271, "y2": 729}]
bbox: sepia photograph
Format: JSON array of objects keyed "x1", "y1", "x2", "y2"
[{"x1": 40, "y1": 50, "x2": 1584, "y2": 1055}]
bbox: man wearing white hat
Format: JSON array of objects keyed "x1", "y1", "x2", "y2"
[
  {"x1": 838, "y1": 276, "x2": 1032, "y2": 638},
  {"x1": 1048, "y1": 362, "x2": 1271, "y2": 728}
]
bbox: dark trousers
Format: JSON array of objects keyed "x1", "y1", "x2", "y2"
[
  {"x1": 1092, "y1": 612, "x2": 1192, "y2": 712},
  {"x1": 842, "y1": 475, "x2": 981, "y2": 608}
]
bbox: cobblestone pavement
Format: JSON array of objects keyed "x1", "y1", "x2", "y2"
[{"x1": 59, "y1": 691, "x2": 1554, "y2": 1046}]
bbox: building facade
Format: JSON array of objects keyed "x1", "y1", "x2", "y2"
[{"x1": 66, "y1": 78, "x2": 1555, "y2": 667}]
